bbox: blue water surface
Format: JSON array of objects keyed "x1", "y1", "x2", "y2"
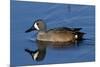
[{"x1": 11, "y1": 1, "x2": 95, "y2": 66}]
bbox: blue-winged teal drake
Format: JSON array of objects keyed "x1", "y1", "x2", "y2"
[{"x1": 25, "y1": 19, "x2": 85, "y2": 42}]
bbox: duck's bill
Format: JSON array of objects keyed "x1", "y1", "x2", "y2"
[{"x1": 25, "y1": 27, "x2": 36, "y2": 33}]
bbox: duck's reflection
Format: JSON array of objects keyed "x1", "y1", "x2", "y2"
[{"x1": 25, "y1": 40, "x2": 83, "y2": 61}]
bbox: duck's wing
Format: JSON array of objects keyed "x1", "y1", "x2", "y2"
[
  {"x1": 71, "y1": 28, "x2": 82, "y2": 31},
  {"x1": 48, "y1": 27, "x2": 82, "y2": 32}
]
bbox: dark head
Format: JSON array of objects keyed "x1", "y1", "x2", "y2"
[{"x1": 25, "y1": 19, "x2": 46, "y2": 33}]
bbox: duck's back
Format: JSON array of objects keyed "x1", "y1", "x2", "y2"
[{"x1": 48, "y1": 27, "x2": 82, "y2": 32}]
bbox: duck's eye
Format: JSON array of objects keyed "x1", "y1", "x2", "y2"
[{"x1": 36, "y1": 23, "x2": 39, "y2": 25}]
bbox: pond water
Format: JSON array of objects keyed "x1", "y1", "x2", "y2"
[{"x1": 11, "y1": 1, "x2": 95, "y2": 66}]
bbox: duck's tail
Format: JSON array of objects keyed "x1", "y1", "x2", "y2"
[
  {"x1": 72, "y1": 28, "x2": 82, "y2": 31},
  {"x1": 74, "y1": 32, "x2": 86, "y2": 40}
]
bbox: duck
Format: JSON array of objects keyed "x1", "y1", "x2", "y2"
[{"x1": 25, "y1": 19, "x2": 85, "y2": 43}]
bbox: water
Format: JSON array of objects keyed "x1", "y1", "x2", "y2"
[{"x1": 11, "y1": 1, "x2": 95, "y2": 66}]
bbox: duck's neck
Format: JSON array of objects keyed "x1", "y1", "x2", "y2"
[
  {"x1": 38, "y1": 28, "x2": 47, "y2": 33},
  {"x1": 37, "y1": 30, "x2": 48, "y2": 41},
  {"x1": 38, "y1": 31, "x2": 47, "y2": 36}
]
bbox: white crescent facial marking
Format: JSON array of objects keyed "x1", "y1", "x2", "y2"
[
  {"x1": 75, "y1": 34, "x2": 78, "y2": 39},
  {"x1": 34, "y1": 23, "x2": 40, "y2": 30},
  {"x1": 34, "y1": 51, "x2": 39, "y2": 60}
]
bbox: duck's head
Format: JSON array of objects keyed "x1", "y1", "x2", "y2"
[{"x1": 25, "y1": 19, "x2": 46, "y2": 33}]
